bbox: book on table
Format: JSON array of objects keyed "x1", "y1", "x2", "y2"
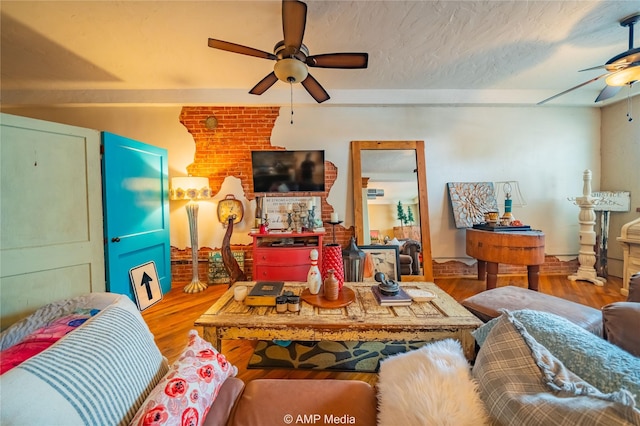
[
  {"x1": 245, "y1": 281, "x2": 284, "y2": 306},
  {"x1": 371, "y1": 285, "x2": 413, "y2": 306}
]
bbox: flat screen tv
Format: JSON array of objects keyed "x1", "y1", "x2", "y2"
[{"x1": 251, "y1": 150, "x2": 325, "y2": 193}]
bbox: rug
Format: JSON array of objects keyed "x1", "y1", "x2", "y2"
[{"x1": 247, "y1": 340, "x2": 429, "y2": 373}]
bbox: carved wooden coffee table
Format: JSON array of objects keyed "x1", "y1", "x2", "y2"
[{"x1": 195, "y1": 281, "x2": 482, "y2": 360}]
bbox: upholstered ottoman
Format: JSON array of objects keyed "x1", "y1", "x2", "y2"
[
  {"x1": 461, "y1": 286, "x2": 603, "y2": 336},
  {"x1": 227, "y1": 379, "x2": 377, "y2": 426}
]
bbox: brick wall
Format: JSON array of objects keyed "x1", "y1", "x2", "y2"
[
  {"x1": 172, "y1": 106, "x2": 579, "y2": 283},
  {"x1": 173, "y1": 106, "x2": 353, "y2": 283},
  {"x1": 432, "y1": 256, "x2": 579, "y2": 277}
]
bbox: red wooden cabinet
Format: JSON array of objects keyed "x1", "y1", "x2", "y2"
[{"x1": 252, "y1": 232, "x2": 324, "y2": 281}]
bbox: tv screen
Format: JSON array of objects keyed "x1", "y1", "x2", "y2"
[{"x1": 251, "y1": 150, "x2": 325, "y2": 193}]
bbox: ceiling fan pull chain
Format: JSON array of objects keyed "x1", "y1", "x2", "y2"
[
  {"x1": 290, "y1": 82, "x2": 295, "y2": 124},
  {"x1": 627, "y1": 85, "x2": 633, "y2": 122}
]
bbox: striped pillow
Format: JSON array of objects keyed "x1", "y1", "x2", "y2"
[{"x1": 0, "y1": 297, "x2": 168, "y2": 426}]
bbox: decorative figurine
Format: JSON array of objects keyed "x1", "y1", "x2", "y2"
[
  {"x1": 307, "y1": 249, "x2": 322, "y2": 295},
  {"x1": 375, "y1": 272, "x2": 400, "y2": 296}
]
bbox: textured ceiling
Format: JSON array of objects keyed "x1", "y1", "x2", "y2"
[{"x1": 1, "y1": 1, "x2": 639, "y2": 106}]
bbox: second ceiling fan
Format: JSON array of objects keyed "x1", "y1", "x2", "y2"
[
  {"x1": 539, "y1": 13, "x2": 640, "y2": 105},
  {"x1": 208, "y1": 0, "x2": 368, "y2": 103}
]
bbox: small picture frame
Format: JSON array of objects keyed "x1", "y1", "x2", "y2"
[{"x1": 358, "y1": 245, "x2": 401, "y2": 282}]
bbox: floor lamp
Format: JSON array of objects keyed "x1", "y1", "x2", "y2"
[{"x1": 170, "y1": 176, "x2": 212, "y2": 294}]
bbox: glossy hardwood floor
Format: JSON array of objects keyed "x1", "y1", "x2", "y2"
[{"x1": 141, "y1": 274, "x2": 625, "y2": 386}]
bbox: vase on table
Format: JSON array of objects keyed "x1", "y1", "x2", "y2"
[
  {"x1": 323, "y1": 269, "x2": 339, "y2": 301},
  {"x1": 322, "y1": 244, "x2": 344, "y2": 289}
]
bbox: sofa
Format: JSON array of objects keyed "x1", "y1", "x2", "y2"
[
  {"x1": 0, "y1": 293, "x2": 377, "y2": 426},
  {"x1": 462, "y1": 272, "x2": 640, "y2": 357},
  {"x1": 1, "y1": 279, "x2": 638, "y2": 426}
]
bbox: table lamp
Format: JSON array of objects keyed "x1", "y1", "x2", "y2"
[
  {"x1": 494, "y1": 181, "x2": 526, "y2": 220},
  {"x1": 170, "y1": 176, "x2": 212, "y2": 293}
]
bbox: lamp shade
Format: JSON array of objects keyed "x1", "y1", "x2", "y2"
[
  {"x1": 170, "y1": 176, "x2": 211, "y2": 201},
  {"x1": 494, "y1": 181, "x2": 526, "y2": 207},
  {"x1": 274, "y1": 58, "x2": 308, "y2": 83},
  {"x1": 605, "y1": 67, "x2": 640, "y2": 87}
]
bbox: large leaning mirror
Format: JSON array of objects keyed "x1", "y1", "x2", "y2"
[{"x1": 351, "y1": 141, "x2": 433, "y2": 281}]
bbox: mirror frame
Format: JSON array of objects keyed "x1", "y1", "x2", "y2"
[{"x1": 351, "y1": 140, "x2": 433, "y2": 281}]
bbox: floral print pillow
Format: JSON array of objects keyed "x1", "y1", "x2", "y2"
[{"x1": 130, "y1": 330, "x2": 237, "y2": 426}]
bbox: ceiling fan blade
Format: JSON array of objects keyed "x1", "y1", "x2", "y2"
[
  {"x1": 208, "y1": 39, "x2": 277, "y2": 60},
  {"x1": 579, "y1": 64, "x2": 606, "y2": 72},
  {"x1": 249, "y1": 72, "x2": 279, "y2": 95},
  {"x1": 537, "y1": 73, "x2": 609, "y2": 105},
  {"x1": 595, "y1": 85, "x2": 622, "y2": 102},
  {"x1": 282, "y1": 0, "x2": 307, "y2": 51},
  {"x1": 307, "y1": 53, "x2": 369, "y2": 69},
  {"x1": 301, "y1": 74, "x2": 330, "y2": 103}
]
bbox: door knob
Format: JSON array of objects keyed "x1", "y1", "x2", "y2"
[{"x1": 111, "y1": 237, "x2": 121, "y2": 243}]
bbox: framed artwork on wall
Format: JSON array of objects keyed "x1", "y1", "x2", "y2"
[
  {"x1": 262, "y1": 196, "x2": 321, "y2": 229},
  {"x1": 359, "y1": 245, "x2": 400, "y2": 282}
]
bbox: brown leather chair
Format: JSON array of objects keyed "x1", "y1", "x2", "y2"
[
  {"x1": 602, "y1": 273, "x2": 640, "y2": 356},
  {"x1": 400, "y1": 239, "x2": 421, "y2": 275}
]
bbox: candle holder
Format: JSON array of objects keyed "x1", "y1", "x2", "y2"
[
  {"x1": 307, "y1": 206, "x2": 315, "y2": 231},
  {"x1": 327, "y1": 220, "x2": 343, "y2": 244},
  {"x1": 286, "y1": 211, "x2": 293, "y2": 231}
]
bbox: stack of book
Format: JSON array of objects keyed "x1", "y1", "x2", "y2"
[{"x1": 371, "y1": 285, "x2": 412, "y2": 306}]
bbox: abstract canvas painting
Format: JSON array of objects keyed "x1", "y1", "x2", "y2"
[{"x1": 447, "y1": 182, "x2": 498, "y2": 228}]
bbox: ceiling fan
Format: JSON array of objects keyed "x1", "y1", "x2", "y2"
[
  {"x1": 538, "y1": 13, "x2": 640, "y2": 105},
  {"x1": 207, "y1": 0, "x2": 368, "y2": 103}
]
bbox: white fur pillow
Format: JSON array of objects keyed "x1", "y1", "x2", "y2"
[{"x1": 377, "y1": 339, "x2": 488, "y2": 426}]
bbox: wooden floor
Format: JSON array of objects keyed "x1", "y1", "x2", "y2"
[{"x1": 141, "y1": 274, "x2": 625, "y2": 386}]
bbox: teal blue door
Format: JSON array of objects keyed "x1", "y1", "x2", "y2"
[{"x1": 102, "y1": 132, "x2": 171, "y2": 301}]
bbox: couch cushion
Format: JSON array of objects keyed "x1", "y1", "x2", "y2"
[
  {"x1": 0, "y1": 295, "x2": 168, "y2": 426},
  {"x1": 472, "y1": 312, "x2": 640, "y2": 425},
  {"x1": 461, "y1": 286, "x2": 603, "y2": 335},
  {"x1": 202, "y1": 377, "x2": 245, "y2": 426},
  {"x1": 473, "y1": 309, "x2": 640, "y2": 400},
  {"x1": 130, "y1": 330, "x2": 238, "y2": 426},
  {"x1": 377, "y1": 339, "x2": 488, "y2": 426},
  {"x1": 603, "y1": 301, "x2": 640, "y2": 357},
  {"x1": 228, "y1": 379, "x2": 377, "y2": 426}
]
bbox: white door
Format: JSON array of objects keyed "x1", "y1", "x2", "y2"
[{"x1": 0, "y1": 113, "x2": 105, "y2": 329}]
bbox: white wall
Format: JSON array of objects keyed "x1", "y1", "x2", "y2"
[
  {"x1": 2, "y1": 104, "x2": 602, "y2": 265},
  {"x1": 601, "y1": 96, "x2": 640, "y2": 278}
]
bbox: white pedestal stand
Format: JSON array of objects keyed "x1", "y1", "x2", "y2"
[{"x1": 568, "y1": 170, "x2": 606, "y2": 286}]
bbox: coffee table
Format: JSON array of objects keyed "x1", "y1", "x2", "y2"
[{"x1": 195, "y1": 281, "x2": 483, "y2": 360}]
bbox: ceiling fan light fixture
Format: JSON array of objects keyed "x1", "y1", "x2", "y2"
[
  {"x1": 605, "y1": 67, "x2": 640, "y2": 86},
  {"x1": 274, "y1": 58, "x2": 308, "y2": 83}
]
